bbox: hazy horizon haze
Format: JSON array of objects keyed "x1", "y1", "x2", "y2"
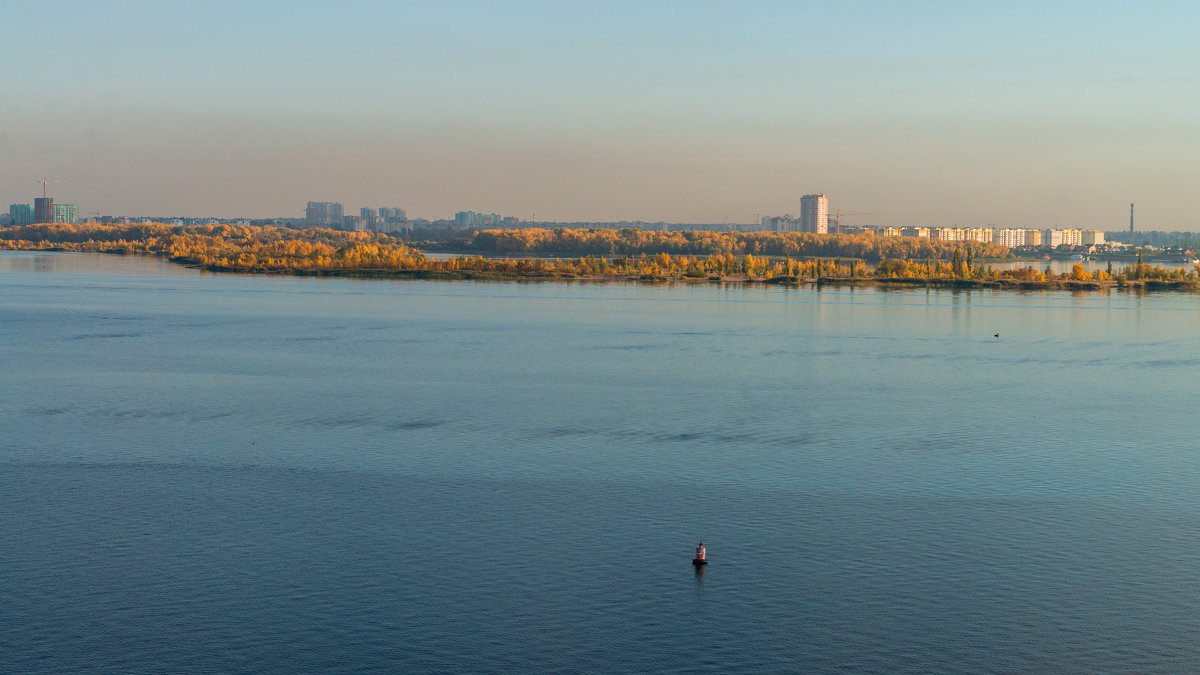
[{"x1": 4, "y1": 1, "x2": 1199, "y2": 229}]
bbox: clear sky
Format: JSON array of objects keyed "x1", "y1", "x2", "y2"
[{"x1": 4, "y1": 0, "x2": 1200, "y2": 228}]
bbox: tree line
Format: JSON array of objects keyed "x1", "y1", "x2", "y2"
[
  {"x1": 0, "y1": 223, "x2": 425, "y2": 271},
  {"x1": 2, "y1": 222, "x2": 1198, "y2": 288},
  {"x1": 464, "y1": 227, "x2": 1014, "y2": 261}
]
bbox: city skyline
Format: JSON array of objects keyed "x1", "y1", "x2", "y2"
[{"x1": 4, "y1": 1, "x2": 1200, "y2": 229}]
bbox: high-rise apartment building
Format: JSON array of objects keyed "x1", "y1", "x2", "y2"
[
  {"x1": 9, "y1": 203, "x2": 34, "y2": 226},
  {"x1": 800, "y1": 194, "x2": 828, "y2": 234},
  {"x1": 34, "y1": 197, "x2": 54, "y2": 224},
  {"x1": 1043, "y1": 230, "x2": 1067, "y2": 248},
  {"x1": 370, "y1": 208, "x2": 409, "y2": 234},
  {"x1": 306, "y1": 201, "x2": 344, "y2": 227},
  {"x1": 962, "y1": 228, "x2": 993, "y2": 244},
  {"x1": 1040, "y1": 229, "x2": 1104, "y2": 248},
  {"x1": 454, "y1": 211, "x2": 504, "y2": 228},
  {"x1": 379, "y1": 207, "x2": 406, "y2": 222},
  {"x1": 993, "y1": 229, "x2": 1029, "y2": 247},
  {"x1": 54, "y1": 203, "x2": 78, "y2": 224}
]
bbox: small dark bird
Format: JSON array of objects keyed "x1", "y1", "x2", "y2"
[{"x1": 993, "y1": 333, "x2": 999, "y2": 338}]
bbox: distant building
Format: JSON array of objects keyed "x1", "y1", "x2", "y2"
[
  {"x1": 993, "y1": 229, "x2": 1028, "y2": 247},
  {"x1": 1043, "y1": 229, "x2": 1103, "y2": 247},
  {"x1": 305, "y1": 201, "x2": 344, "y2": 227},
  {"x1": 761, "y1": 214, "x2": 799, "y2": 232},
  {"x1": 874, "y1": 226, "x2": 1096, "y2": 250},
  {"x1": 454, "y1": 210, "x2": 505, "y2": 228},
  {"x1": 799, "y1": 194, "x2": 828, "y2": 234},
  {"x1": 9, "y1": 203, "x2": 34, "y2": 226},
  {"x1": 54, "y1": 203, "x2": 78, "y2": 225},
  {"x1": 34, "y1": 197, "x2": 54, "y2": 224},
  {"x1": 379, "y1": 207, "x2": 406, "y2": 222},
  {"x1": 993, "y1": 229, "x2": 1045, "y2": 248},
  {"x1": 1043, "y1": 229, "x2": 1100, "y2": 248},
  {"x1": 368, "y1": 207, "x2": 409, "y2": 234},
  {"x1": 928, "y1": 228, "x2": 991, "y2": 244},
  {"x1": 963, "y1": 228, "x2": 993, "y2": 244}
]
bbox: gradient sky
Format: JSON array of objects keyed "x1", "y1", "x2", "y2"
[{"x1": 4, "y1": 0, "x2": 1200, "y2": 228}]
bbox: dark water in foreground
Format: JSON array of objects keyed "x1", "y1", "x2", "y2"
[{"x1": 4, "y1": 252, "x2": 1200, "y2": 673}]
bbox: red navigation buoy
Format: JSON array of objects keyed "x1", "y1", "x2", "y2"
[{"x1": 692, "y1": 541, "x2": 707, "y2": 565}]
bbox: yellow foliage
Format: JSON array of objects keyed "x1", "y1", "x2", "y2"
[{"x1": 1, "y1": 222, "x2": 1195, "y2": 288}]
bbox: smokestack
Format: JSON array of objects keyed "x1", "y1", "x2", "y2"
[{"x1": 1130, "y1": 203, "x2": 1134, "y2": 234}]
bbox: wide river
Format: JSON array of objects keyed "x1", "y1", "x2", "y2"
[{"x1": 4, "y1": 251, "x2": 1200, "y2": 673}]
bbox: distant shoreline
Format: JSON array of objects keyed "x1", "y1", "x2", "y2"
[
  {"x1": 3, "y1": 223, "x2": 1196, "y2": 293},
  {"x1": 4, "y1": 247, "x2": 1191, "y2": 292},
  {"x1": 193, "y1": 262, "x2": 1187, "y2": 292}
]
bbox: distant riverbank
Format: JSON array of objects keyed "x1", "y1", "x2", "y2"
[
  {"x1": 200, "y1": 264, "x2": 1194, "y2": 291},
  {"x1": 3, "y1": 223, "x2": 1198, "y2": 292}
]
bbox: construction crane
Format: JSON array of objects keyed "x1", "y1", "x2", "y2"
[
  {"x1": 830, "y1": 209, "x2": 877, "y2": 234},
  {"x1": 38, "y1": 177, "x2": 68, "y2": 198}
]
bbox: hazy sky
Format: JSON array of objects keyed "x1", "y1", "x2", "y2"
[{"x1": 4, "y1": 1, "x2": 1200, "y2": 228}]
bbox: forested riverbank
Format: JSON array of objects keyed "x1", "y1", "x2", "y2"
[{"x1": 3, "y1": 223, "x2": 1198, "y2": 290}]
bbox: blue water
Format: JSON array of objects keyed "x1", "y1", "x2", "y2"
[{"x1": 4, "y1": 251, "x2": 1200, "y2": 672}]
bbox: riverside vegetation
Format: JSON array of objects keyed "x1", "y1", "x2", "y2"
[{"x1": 2, "y1": 223, "x2": 1198, "y2": 290}]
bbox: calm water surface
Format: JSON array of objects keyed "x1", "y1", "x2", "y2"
[{"x1": 4, "y1": 251, "x2": 1200, "y2": 673}]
